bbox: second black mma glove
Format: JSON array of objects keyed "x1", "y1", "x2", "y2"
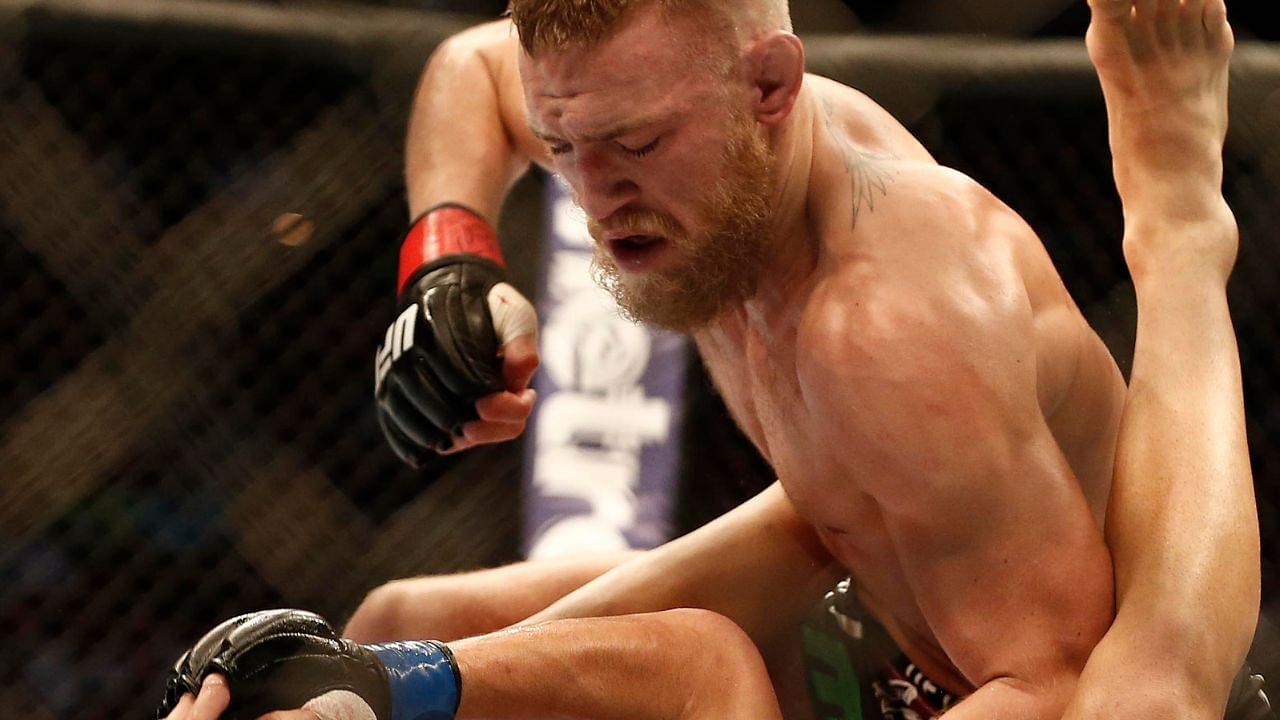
[
  {"x1": 157, "y1": 609, "x2": 461, "y2": 720},
  {"x1": 375, "y1": 204, "x2": 536, "y2": 465}
]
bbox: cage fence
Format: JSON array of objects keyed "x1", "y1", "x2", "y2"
[{"x1": 0, "y1": 2, "x2": 1276, "y2": 719}]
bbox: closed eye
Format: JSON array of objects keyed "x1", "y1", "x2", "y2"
[{"x1": 620, "y1": 138, "x2": 661, "y2": 159}]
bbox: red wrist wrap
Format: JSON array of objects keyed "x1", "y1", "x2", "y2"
[{"x1": 397, "y1": 206, "x2": 505, "y2": 296}]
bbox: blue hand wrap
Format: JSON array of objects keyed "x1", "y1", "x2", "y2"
[{"x1": 368, "y1": 641, "x2": 461, "y2": 720}]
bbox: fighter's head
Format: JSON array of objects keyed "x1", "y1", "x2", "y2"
[{"x1": 512, "y1": 0, "x2": 806, "y2": 332}]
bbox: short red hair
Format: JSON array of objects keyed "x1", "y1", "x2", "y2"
[
  {"x1": 507, "y1": 0, "x2": 693, "y2": 55},
  {"x1": 507, "y1": 0, "x2": 791, "y2": 56}
]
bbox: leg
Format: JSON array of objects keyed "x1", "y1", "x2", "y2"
[
  {"x1": 1066, "y1": 0, "x2": 1259, "y2": 716},
  {"x1": 1087, "y1": 0, "x2": 1237, "y2": 275},
  {"x1": 452, "y1": 609, "x2": 784, "y2": 719},
  {"x1": 345, "y1": 554, "x2": 820, "y2": 718},
  {"x1": 344, "y1": 552, "x2": 641, "y2": 642},
  {"x1": 164, "y1": 610, "x2": 783, "y2": 720}
]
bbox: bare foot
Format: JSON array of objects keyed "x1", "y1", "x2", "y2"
[{"x1": 1086, "y1": 0, "x2": 1238, "y2": 281}]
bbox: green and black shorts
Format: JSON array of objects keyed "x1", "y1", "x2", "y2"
[{"x1": 801, "y1": 579, "x2": 1273, "y2": 720}]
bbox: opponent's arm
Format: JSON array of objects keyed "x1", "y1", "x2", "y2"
[
  {"x1": 347, "y1": 486, "x2": 840, "y2": 673},
  {"x1": 801, "y1": 177, "x2": 1114, "y2": 719},
  {"x1": 405, "y1": 19, "x2": 549, "y2": 220},
  {"x1": 376, "y1": 20, "x2": 549, "y2": 464},
  {"x1": 523, "y1": 482, "x2": 846, "y2": 655}
]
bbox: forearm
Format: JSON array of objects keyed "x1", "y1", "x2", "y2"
[
  {"x1": 524, "y1": 483, "x2": 843, "y2": 652},
  {"x1": 406, "y1": 20, "x2": 539, "y2": 221}
]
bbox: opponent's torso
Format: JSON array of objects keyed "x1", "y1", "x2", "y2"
[{"x1": 695, "y1": 76, "x2": 1127, "y2": 694}]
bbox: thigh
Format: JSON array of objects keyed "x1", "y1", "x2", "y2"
[{"x1": 345, "y1": 551, "x2": 642, "y2": 642}]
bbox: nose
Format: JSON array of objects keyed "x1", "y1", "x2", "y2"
[{"x1": 565, "y1": 146, "x2": 639, "y2": 222}]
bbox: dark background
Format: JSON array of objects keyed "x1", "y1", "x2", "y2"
[{"x1": 0, "y1": 1, "x2": 1275, "y2": 718}]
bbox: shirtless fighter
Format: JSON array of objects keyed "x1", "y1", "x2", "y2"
[{"x1": 159, "y1": 0, "x2": 1263, "y2": 718}]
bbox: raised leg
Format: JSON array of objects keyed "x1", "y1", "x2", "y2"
[
  {"x1": 1086, "y1": 0, "x2": 1237, "y2": 280},
  {"x1": 1067, "y1": 0, "x2": 1259, "y2": 717}
]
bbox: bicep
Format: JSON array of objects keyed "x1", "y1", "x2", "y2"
[
  {"x1": 803, "y1": 288, "x2": 1112, "y2": 691},
  {"x1": 883, "y1": 424, "x2": 1113, "y2": 689}
]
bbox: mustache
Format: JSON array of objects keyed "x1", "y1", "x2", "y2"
[{"x1": 588, "y1": 209, "x2": 681, "y2": 240}]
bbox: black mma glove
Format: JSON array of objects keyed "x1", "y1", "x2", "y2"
[
  {"x1": 157, "y1": 609, "x2": 461, "y2": 720},
  {"x1": 375, "y1": 204, "x2": 536, "y2": 465}
]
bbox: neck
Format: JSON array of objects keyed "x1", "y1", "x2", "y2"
[{"x1": 696, "y1": 85, "x2": 820, "y2": 347}]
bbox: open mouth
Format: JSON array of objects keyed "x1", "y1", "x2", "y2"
[{"x1": 607, "y1": 234, "x2": 671, "y2": 271}]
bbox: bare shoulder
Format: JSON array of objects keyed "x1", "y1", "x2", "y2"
[
  {"x1": 797, "y1": 242, "x2": 1036, "y2": 406},
  {"x1": 798, "y1": 166, "x2": 1044, "y2": 472},
  {"x1": 819, "y1": 157, "x2": 1042, "y2": 279},
  {"x1": 807, "y1": 73, "x2": 935, "y2": 164},
  {"x1": 817, "y1": 160, "x2": 1034, "y2": 306}
]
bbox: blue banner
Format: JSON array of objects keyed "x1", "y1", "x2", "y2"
[{"x1": 523, "y1": 178, "x2": 688, "y2": 558}]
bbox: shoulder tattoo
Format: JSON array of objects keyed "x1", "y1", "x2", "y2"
[{"x1": 821, "y1": 98, "x2": 896, "y2": 228}]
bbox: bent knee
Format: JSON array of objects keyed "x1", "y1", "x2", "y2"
[
  {"x1": 651, "y1": 609, "x2": 780, "y2": 717},
  {"x1": 656, "y1": 609, "x2": 769, "y2": 674},
  {"x1": 346, "y1": 553, "x2": 645, "y2": 643},
  {"x1": 660, "y1": 608, "x2": 751, "y2": 642},
  {"x1": 345, "y1": 581, "x2": 410, "y2": 643},
  {"x1": 345, "y1": 576, "x2": 484, "y2": 643}
]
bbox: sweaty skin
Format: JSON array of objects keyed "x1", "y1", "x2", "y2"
[
  {"x1": 1065, "y1": 0, "x2": 1259, "y2": 716},
  {"x1": 165, "y1": 1, "x2": 1256, "y2": 718},
  {"x1": 694, "y1": 79, "x2": 1126, "y2": 698},
  {"x1": 516, "y1": 4, "x2": 1121, "y2": 710}
]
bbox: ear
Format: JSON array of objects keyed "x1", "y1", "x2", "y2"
[{"x1": 745, "y1": 31, "x2": 805, "y2": 126}]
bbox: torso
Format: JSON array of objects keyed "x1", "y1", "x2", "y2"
[{"x1": 694, "y1": 75, "x2": 1127, "y2": 694}]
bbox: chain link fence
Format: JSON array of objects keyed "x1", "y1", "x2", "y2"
[{"x1": 0, "y1": 2, "x2": 1276, "y2": 718}]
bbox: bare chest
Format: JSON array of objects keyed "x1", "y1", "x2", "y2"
[
  {"x1": 700, "y1": 328, "x2": 886, "y2": 529},
  {"x1": 699, "y1": 333, "x2": 961, "y2": 680},
  {"x1": 711, "y1": 334, "x2": 906, "y2": 533}
]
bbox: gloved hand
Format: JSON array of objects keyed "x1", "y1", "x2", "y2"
[
  {"x1": 157, "y1": 609, "x2": 460, "y2": 720},
  {"x1": 375, "y1": 204, "x2": 538, "y2": 466}
]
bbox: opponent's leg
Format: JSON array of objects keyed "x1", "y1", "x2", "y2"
[
  {"x1": 344, "y1": 552, "x2": 641, "y2": 642},
  {"x1": 165, "y1": 610, "x2": 783, "y2": 720},
  {"x1": 346, "y1": 555, "x2": 822, "y2": 718},
  {"x1": 452, "y1": 609, "x2": 784, "y2": 719},
  {"x1": 1087, "y1": 0, "x2": 1236, "y2": 269},
  {"x1": 1075, "y1": 0, "x2": 1259, "y2": 715}
]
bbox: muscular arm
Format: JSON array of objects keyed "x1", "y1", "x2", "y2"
[
  {"x1": 385, "y1": 19, "x2": 548, "y2": 456},
  {"x1": 524, "y1": 483, "x2": 845, "y2": 655},
  {"x1": 405, "y1": 19, "x2": 549, "y2": 221},
  {"x1": 801, "y1": 169, "x2": 1114, "y2": 718}
]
